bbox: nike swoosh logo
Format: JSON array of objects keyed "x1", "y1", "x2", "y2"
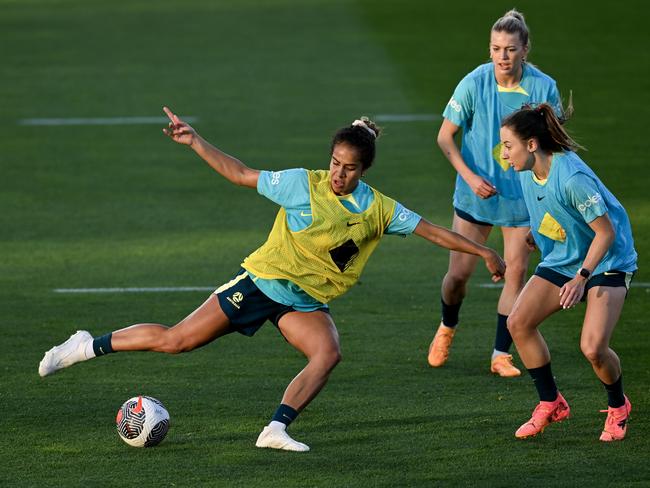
[
  {"x1": 347, "y1": 222, "x2": 360, "y2": 227},
  {"x1": 133, "y1": 396, "x2": 144, "y2": 414},
  {"x1": 604, "y1": 272, "x2": 619, "y2": 276},
  {"x1": 300, "y1": 211, "x2": 312, "y2": 217},
  {"x1": 537, "y1": 196, "x2": 545, "y2": 201}
]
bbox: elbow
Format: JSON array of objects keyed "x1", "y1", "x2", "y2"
[{"x1": 436, "y1": 131, "x2": 447, "y2": 150}]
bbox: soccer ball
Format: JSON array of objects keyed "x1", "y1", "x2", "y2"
[{"x1": 116, "y1": 396, "x2": 170, "y2": 447}]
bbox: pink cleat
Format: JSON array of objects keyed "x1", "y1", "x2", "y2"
[
  {"x1": 515, "y1": 392, "x2": 570, "y2": 439},
  {"x1": 599, "y1": 396, "x2": 631, "y2": 442}
]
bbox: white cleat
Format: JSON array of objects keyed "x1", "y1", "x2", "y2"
[
  {"x1": 39, "y1": 330, "x2": 93, "y2": 377},
  {"x1": 255, "y1": 425, "x2": 310, "y2": 452}
]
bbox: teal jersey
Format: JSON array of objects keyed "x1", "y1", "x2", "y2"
[
  {"x1": 443, "y1": 62, "x2": 561, "y2": 226},
  {"x1": 248, "y1": 169, "x2": 422, "y2": 310},
  {"x1": 519, "y1": 151, "x2": 637, "y2": 277}
]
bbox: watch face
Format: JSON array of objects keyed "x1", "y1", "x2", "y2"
[{"x1": 579, "y1": 268, "x2": 590, "y2": 278}]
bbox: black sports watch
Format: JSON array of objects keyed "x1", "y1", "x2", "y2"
[{"x1": 578, "y1": 267, "x2": 591, "y2": 279}]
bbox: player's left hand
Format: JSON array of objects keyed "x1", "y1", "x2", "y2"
[
  {"x1": 559, "y1": 277, "x2": 586, "y2": 309},
  {"x1": 525, "y1": 230, "x2": 537, "y2": 251}
]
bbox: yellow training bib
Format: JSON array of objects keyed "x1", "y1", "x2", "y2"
[{"x1": 242, "y1": 170, "x2": 396, "y2": 303}]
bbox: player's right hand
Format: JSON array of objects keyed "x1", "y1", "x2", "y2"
[
  {"x1": 162, "y1": 106, "x2": 196, "y2": 146},
  {"x1": 467, "y1": 173, "x2": 497, "y2": 199}
]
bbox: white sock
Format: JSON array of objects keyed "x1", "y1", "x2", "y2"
[
  {"x1": 492, "y1": 349, "x2": 509, "y2": 360},
  {"x1": 84, "y1": 340, "x2": 96, "y2": 359},
  {"x1": 268, "y1": 421, "x2": 287, "y2": 431}
]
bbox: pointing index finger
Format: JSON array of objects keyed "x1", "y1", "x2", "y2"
[{"x1": 163, "y1": 106, "x2": 180, "y2": 125}]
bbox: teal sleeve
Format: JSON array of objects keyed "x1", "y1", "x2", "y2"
[
  {"x1": 257, "y1": 168, "x2": 310, "y2": 208},
  {"x1": 442, "y1": 75, "x2": 475, "y2": 128},
  {"x1": 386, "y1": 202, "x2": 422, "y2": 235},
  {"x1": 565, "y1": 173, "x2": 608, "y2": 223}
]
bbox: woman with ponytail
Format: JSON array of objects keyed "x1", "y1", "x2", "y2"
[
  {"x1": 430, "y1": 9, "x2": 566, "y2": 378},
  {"x1": 500, "y1": 103, "x2": 637, "y2": 441},
  {"x1": 39, "y1": 108, "x2": 506, "y2": 452}
]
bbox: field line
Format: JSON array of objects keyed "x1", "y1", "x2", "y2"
[
  {"x1": 374, "y1": 113, "x2": 440, "y2": 122},
  {"x1": 478, "y1": 282, "x2": 650, "y2": 289},
  {"x1": 53, "y1": 287, "x2": 214, "y2": 293}
]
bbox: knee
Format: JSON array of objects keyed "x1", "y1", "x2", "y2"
[
  {"x1": 506, "y1": 313, "x2": 527, "y2": 339},
  {"x1": 444, "y1": 270, "x2": 472, "y2": 291},
  {"x1": 504, "y1": 261, "x2": 527, "y2": 284},
  {"x1": 581, "y1": 342, "x2": 606, "y2": 367},
  {"x1": 312, "y1": 347, "x2": 342, "y2": 372},
  {"x1": 160, "y1": 330, "x2": 195, "y2": 354}
]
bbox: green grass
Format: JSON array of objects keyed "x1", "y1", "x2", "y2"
[{"x1": 1, "y1": 0, "x2": 649, "y2": 486}]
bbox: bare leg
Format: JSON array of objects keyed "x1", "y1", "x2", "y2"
[
  {"x1": 580, "y1": 286, "x2": 627, "y2": 384},
  {"x1": 441, "y1": 214, "x2": 492, "y2": 306},
  {"x1": 490, "y1": 226, "x2": 530, "y2": 376},
  {"x1": 111, "y1": 294, "x2": 233, "y2": 353},
  {"x1": 507, "y1": 276, "x2": 562, "y2": 368},
  {"x1": 427, "y1": 215, "x2": 492, "y2": 367},
  {"x1": 276, "y1": 311, "x2": 341, "y2": 411},
  {"x1": 498, "y1": 226, "x2": 530, "y2": 315},
  {"x1": 39, "y1": 294, "x2": 232, "y2": 377}
]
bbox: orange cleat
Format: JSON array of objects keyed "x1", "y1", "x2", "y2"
[
  {"x1": 428, "y1": 323, "x2": 455, "y2": 367},
  {"x1": 515, "y1": 392, "x2": 570, "y2": 439},
  {"x1": 490, "y1": 354, "x2": 522, "y2": 377},
  {"x1": 599, "y1": 396, "x2": 631, "y2": 442}
]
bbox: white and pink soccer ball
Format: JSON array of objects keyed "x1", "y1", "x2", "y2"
[{"x1": 116, "y1": 396, "x2": 170, "y2": 447}]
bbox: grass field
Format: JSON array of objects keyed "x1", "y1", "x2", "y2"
[{"x1": 2, "y1": 0, "x2": 649, "y2": 486}]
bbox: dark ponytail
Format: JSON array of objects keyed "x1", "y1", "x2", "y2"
[{"x1": 502, "y1": 103, "x2": 584, "y2": 152}]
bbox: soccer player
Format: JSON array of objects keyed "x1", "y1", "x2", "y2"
[
  {"x1": 429, "y1": 9, "x2": 565, "y2": 377},
  {"x1": 39, "y1": 107, "x2": 506, "y2": 452},
  {"x1": 500, "y1": 103, "x2": 637, "y2": 441}
]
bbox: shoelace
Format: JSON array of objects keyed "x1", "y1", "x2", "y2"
[
  {"x1": 531, "y1": 401, "x2": 558, "y2": 422},
  {"x1": 435, "y1": 331, "x2": 453, "y2": 348},
  {"x1": 494, "y1": 355, "x2": 514, "y2": 365},
  {"x1": 599, "y1": 407, "x2": 627, "y2": 423}
]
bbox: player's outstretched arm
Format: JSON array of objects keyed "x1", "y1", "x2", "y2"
[
  {"x1": 414, "y1": 218, "x2": 506, "y2": 282},
  {"x1": 162, "y1": 106, "x2": 259, "y2": 188}
]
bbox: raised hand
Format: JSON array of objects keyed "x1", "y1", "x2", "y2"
[{"x1": 162, "y1": 106, "x2": 197, "y2": 146}]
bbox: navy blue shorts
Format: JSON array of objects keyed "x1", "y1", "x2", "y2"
[
  {"x1": 214, "y1": 269, "x2": 329, "y2": 337},
  {"x1": 535, "y1": 267, "x2": 634, "y2": 301},
  {"x1": 455, "y1": 207, "x2": 492, "y2": 227}
]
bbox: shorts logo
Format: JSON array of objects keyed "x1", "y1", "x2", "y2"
[
  {"x1": 577, "y1": 193, "x2": 602, "y2": 212},
  {"x1": 227, "y1": 291, "x2": 244, "y2": 309},
  {"x1": 448, "y1": 97, "x2": 462, "y2": 113},
  {"x1": 397, "y1": 209, "x2": 411, "y2": 222}
]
